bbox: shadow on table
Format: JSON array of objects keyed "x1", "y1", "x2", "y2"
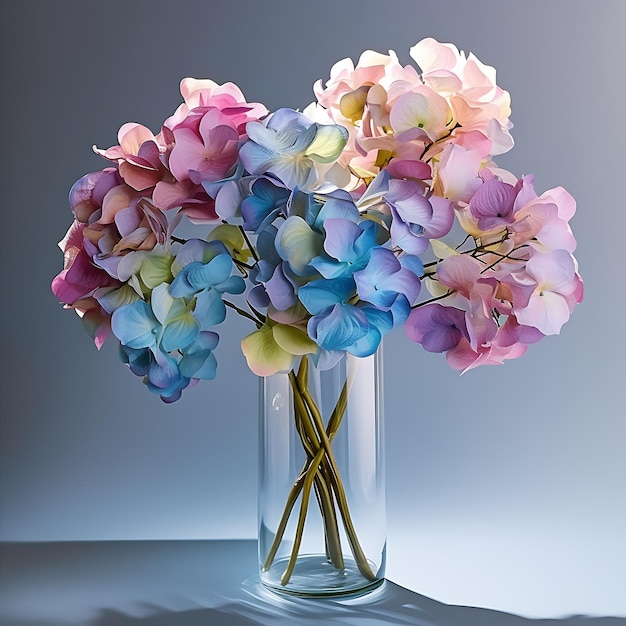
[{"x1": 89, "y1": 579, "x2": 626, "y2": 626}]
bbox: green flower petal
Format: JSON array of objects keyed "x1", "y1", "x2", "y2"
[
  {"x1": 207, "y1": 224, "x2": 251, "y2": 264},
  {"x1": 241, "y1": 324, "x2": 295, "y2": 376},
  {"x1": 275, "y1": 216, "x2": 323, "y2": 276},
  {"x1": 272, "y1": 324, "x2": 318, "y2": 356},
  {"x1": 306, "y1": 124, "x2": 349, "y2": 163},
  {"x1": 139, "y1": 251, "x2": 174, "y2": 289},
  {"x1": 150, "y1": 284, "x2": 177, "y2": 325}
]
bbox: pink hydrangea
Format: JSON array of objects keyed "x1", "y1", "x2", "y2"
[
  {"x1": 153, "y1": 77, "x2": 268, "y2": 222},
  {"x1": 405, "y1": 164, "x2": 583, "y2": 370},
  {"x1": 313, "y1": 37, "x2": 514, "y2": 192},
  {"x1": 51, "y1": 219, "x2": 119, "y2": 349},
  {"x1": 410, "y1": 38, "x2": 513, "y2": 155}
]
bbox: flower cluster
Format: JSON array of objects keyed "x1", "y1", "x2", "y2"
[{"x1": 52, "y1": 38, "x2": 583, "y2": 401}]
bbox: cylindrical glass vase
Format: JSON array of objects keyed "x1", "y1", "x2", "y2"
[{"x1": 258, "y1": 350, "x2": 385, "y2": 597}]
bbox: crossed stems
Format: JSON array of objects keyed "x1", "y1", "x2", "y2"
[{"x1": 262, "y1": 355, "x2": 377, "y2": 586}]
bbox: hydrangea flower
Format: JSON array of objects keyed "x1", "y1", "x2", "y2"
[
  {"x1": 169, "y1": 239, "x2": 245, "y2": 330},
  {"x1": 52, "y1": 38, "x2": 583, "y2": 399},
  {"x1": 240, "y1": 108, "x2": 349, "y2": 191}
]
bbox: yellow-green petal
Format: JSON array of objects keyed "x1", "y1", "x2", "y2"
[
  {"x1": 241, "y1": 324, "x2": 295, "y2": 376},
  {"x1": 207, "y1": 224, "x2": 251, "y2": 264},
  {"x1": 140, "y1": 251, "x2": 174, "y2": 289},
  {"x1": 272, "y1": 324, "x2": 318, "y2": 356},
  {"x1": 275, "y1": 216, "x2": 323, "y2": 276},
  {"x1": 306, "y1": 124, "x2": 349, "y2": 164}
]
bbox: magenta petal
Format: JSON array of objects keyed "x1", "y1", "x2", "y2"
[
  {"x1": 52, "y1": 249, "x2": 117, "y2": 305},
  {"x1": 385, "y1": 159, "x2": 432, "y2": 181}
]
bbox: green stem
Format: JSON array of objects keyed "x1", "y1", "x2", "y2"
[
  {"x1": 295, "y1": 364, "x2": 377, "y2": 582},
  {"x1": 292, "y1": 394, "x2": 344, "y2": 568},
  {"x1": 294, "y1": 362, "x2": 344, "y2": 569},
  {"x1": 238, "y1": 225, "x2": 259, "y2": 262},
  {"x1": 223, "y1": 300, "x2": 262, "y2": 327},
  {"x1": 262, "y1": 369, "x2": 349, "y2": 577},
  {"x1": 290, "y1": 368, "x2": 344, "y2": 570},
  {"x1": 280, "y1": 447, "x2": 326, "y2": 586}
]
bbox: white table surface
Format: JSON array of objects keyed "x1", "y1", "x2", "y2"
[{"x1": 1, "y1": 539, "x2": 625, "y2": 626}]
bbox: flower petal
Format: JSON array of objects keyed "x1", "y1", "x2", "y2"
[
  {"x1": 272, "y1": 324, "x2": 318, "y2": 356},
  {"x1": 305, "y1": 124, "x2": 348, "y2": 163},
  {"x1": 111, "y1": 300, "x2": 158, "y2": 349},
  {"x1": 275, "y1": 216, "x2": 323, "y2": 276},
  {"x1": 241, "y1": 324, "x2": 295, "y2": 376}
]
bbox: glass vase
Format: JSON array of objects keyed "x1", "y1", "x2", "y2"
[{"x1": 258, "y1": 349, "x2": 386, "y2": 597}]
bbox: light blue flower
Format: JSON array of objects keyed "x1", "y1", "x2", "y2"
[
  {"x1": 308, "y1": 303, "x2": 369, "y2": 353},
  {"x1": 170, "y1": 239, "x2": 245, "y2": 330},
  {"x1": 310, "y1": 218, "x2": 379, "y2": 279},
  {"x1": 353, "y1": 248, "x2": 423, "y2": 324},
  {"x1": 298, "y1": 277, "x2": 355, "y2": 315},
  {"x1": 298, "y1": 276, "x2": 392, "y2": 356},
  {"x1": 179, "y1": 331, "x2": 219, "y2": 380},
  {"x1": 112, "y1": 285, "x2": 222, "y2": 402},
  {"x1": 112, "y1": 284, "x2": 200, "y2": 354},
  {"x1": 240, "y1": 108, "x2": 348, "y2": 190},
  {"x1": 112, "y1": 286, "x2": 203, "y2": 402},
  {"x1": 307, "y1": 302, "x2": 393, "y2": 357}
]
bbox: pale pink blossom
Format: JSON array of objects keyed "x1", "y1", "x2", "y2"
[
  {"x1": 313, "y1": 49, "x2": 426, "y2": 179},
  {"x1": 432, "y1": 140, "x2": 486, "y2": 203},
  {"x1": 435, "y1": 255, "x2": 499, "y2": 351},
  {"x1": 446, "y1": 336, "x2": 528, "y2": 373},
  {"x1": 410, "y1": 38, "x2": 513, "y2": 154},
  {"x1": 513, "y1": 250, "x2": 583, "y2": 335},
  {"x1": 389, "y1": 87, "x2": 452, "y2": 142},
  {"x1": 165, "y1": 78, "x2": 268, "y2": 132},
  {"x1": 510, "y1": 186, "x2": 578, "y2": 253},
  {"x1": 313, "y1": 49, "x2": 404, "y2": 121}
]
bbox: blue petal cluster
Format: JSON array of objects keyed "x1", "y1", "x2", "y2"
[
  {"x1": 230, "y1": 110, "x2": 428, "y2": 359},
  {"x1": 244, "y1": 187, "x2": 423, "y2": 357},
  {"x1": 111, "y1": 240, "x2": 244, "y2": 402}
]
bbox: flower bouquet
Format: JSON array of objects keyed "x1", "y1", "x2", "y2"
[{"x1": 52, "y1": 38, "x2": 583, "y2": 595}]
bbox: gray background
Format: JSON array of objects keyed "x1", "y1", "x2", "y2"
[{"x1": 1, "y1": 0, "x2": 624, "y2": 619}]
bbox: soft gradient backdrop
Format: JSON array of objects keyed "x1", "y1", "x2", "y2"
[{"x1": 1, "y1": 0, "x2": 624, "y2": 619}]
